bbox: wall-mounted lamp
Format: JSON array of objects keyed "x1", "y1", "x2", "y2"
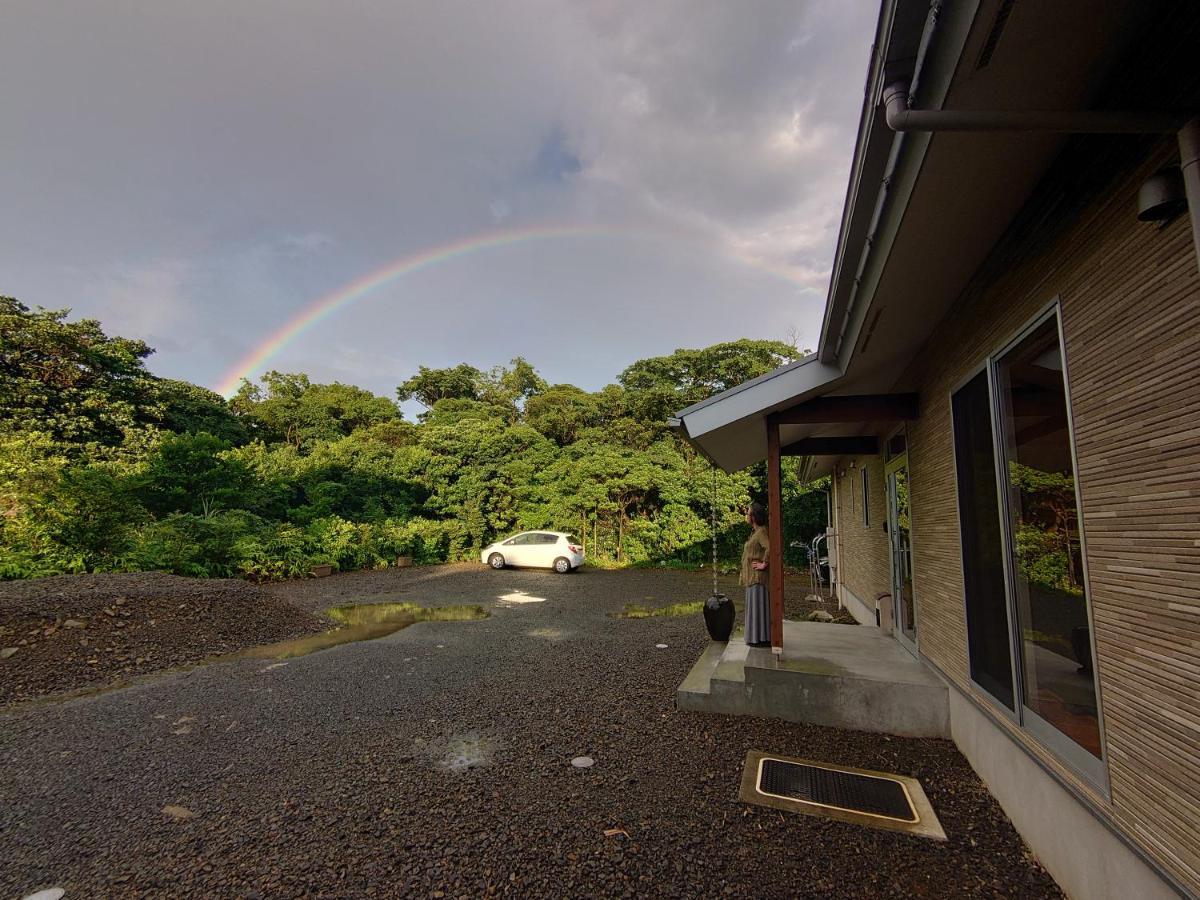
[{"x1": 1137, "y1": 166, "x2": 1187, "y2": 223}]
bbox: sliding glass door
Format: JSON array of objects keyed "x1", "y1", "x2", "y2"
[
  {"x1": 886, "y1": 455, "x2": 916, "y2": 652},
  {"x1": 951, "y1": 306, "x2": 1104, "y2": 784}
]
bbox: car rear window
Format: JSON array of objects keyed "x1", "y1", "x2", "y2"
[{"x1": 566, "y1": 535, "x2": 581, "y2": 546}]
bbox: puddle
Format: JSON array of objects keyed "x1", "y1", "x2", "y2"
[
  {"x1": 9, "y1": 602, "x2": 488, "y2": 709},
  {"x1": 497, "y1": 591, "x2": 547, "y2": 606},
  {"x1": 414, "y1": 729, "x2": 500, "y2": 771},
  {"x1": 527, "y1": 626, "x2": 571, "y2": 641},
  {"x1": 210, "y1": 602, "x2": 489, "y2": 664}
]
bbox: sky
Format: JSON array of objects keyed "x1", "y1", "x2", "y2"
[{"x1": 1, "y1": 1, "x2": 877, "y2": 403}]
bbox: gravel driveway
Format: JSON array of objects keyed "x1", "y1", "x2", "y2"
[{"x1": 1, "y1": 565, "x2": 1061, "y2": 898}]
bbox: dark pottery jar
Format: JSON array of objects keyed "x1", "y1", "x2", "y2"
[{"x1": 703, "y1": 593, "x2": 735, "y2": 642}]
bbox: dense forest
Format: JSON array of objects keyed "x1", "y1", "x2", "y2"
[{"x1": 0, "y1": 297, "x2": 828, "y2": 581}]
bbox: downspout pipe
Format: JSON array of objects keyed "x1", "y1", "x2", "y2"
[
  {"x1": 1178, "y1": 119, "x2": 1200, "y2": 269},
  {"x1": 883, "y1": 85, "x2": 1200, "y2": 272},
  {"x1": 825, "y1": 0, "x2": 944, "y2": 365}
]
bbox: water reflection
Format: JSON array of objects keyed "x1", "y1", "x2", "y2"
[{"x1": 210, "y1": 602, "x2": 488, "y2": 664}]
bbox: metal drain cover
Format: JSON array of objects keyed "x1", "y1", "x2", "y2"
[
  {"x1": 759, "y1": 758, "x2": 916, "y2": 821},
  {"x1": 739, "y1": 751, "x2": 946, "y2": 841}
]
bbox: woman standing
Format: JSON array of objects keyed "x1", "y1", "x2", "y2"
[{"x1": 740, "y1": 502, "x2": 771, "y2": 647}]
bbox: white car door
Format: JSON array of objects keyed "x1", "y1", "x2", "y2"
[
  {"x1": 502, "y1": 534, "x2": 531, "y2": 566},
  {"x1": 531, "y1": 533, "x2": 558, "y2": 568}
]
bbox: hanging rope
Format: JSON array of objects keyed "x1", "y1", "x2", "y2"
[{"x1": 711, "y1": 463, "x2": 719, "y2": 596}]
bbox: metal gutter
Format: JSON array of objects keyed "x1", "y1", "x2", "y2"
[
  {"x1": 825, "y1": 1, "x2": 943, "y2": 365},
  {"x1": 820, "y1": 0, "x2": 981, "y2": 370}
]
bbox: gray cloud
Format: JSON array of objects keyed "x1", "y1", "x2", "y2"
[{"x1": 0, "y1": 1, "x2": 875, "y2": 398}]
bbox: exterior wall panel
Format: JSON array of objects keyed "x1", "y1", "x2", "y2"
[
  {"x1": 831, "y1": 454, "x2": 891, "y2": 613},
  {"x1": 894, "y1": 138, "x2": 1200, "y2": 892}
]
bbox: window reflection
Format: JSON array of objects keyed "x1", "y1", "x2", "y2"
[
  {"x1": 995, "y1": 318, "x2": 1100, "y2": 758},
  {"x1": 952, "y1": 371, "x2": 1015, "y2": 709}
]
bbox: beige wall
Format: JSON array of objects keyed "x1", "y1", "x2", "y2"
[
  {"x1": 890, "y1": 136, "x2": 1200, "y2": 893},
  {"x1": 831, "y1": 454, "x2": 891, "y2": 615}
]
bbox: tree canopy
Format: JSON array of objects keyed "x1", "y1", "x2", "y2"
[{"x1": 1, "y1": 301, "x2": 827, "y2": 580}]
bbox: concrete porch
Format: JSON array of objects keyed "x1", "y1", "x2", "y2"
[{"x1": 677, "y1": 621, "x2": 950, "y2": 738}]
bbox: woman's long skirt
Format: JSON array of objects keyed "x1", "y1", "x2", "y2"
[{"x1": 744, "y1": 584, "x2": 770, "y2": 645}]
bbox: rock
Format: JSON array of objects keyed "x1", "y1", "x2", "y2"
[
  {"x1": 21, "y1": 889, "x2": 66, "y2": 900},
  {"x1": 1, "y1": 647, "x2": 18, "y2": 659},
  {"x1": 806, "y1": 610, "x2": 835, "y2": 623},
  {"x1": 63, "y1": 619, "x2": 86, "y2": 629},
  {"x1": 162, "y1": 804, "x2": 197, "y2": 820},
  {"x1": 571, "y1": 756, "x2": 595, "y2": 768}
]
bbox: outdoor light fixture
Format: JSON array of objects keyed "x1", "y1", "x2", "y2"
[{"x1": 1137, "y1": 166, "x2": 1187, "y2": 222}]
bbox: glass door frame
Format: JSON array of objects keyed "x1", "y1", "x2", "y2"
[
  {"x1": 885, "y1": 447, "x2": 917, "y2": 656},
  {"x1": 962, "y1": 300, "x2": 1109, "y2": 791}
]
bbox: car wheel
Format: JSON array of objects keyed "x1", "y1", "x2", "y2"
[
  {"x1": 553, "y1": 557, "x2": 571, "y2": 574},
  {"x1": 488, "y1": 553, "x2": 505, "y2": 569}
]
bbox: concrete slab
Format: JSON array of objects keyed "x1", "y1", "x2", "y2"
[{"x1": 677, "y1": 621, "x2": 950, "y2": 738}]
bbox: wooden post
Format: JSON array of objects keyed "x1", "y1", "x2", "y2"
[{"x1": 766, "y1": 420, "x2": 785, "y2": 651}]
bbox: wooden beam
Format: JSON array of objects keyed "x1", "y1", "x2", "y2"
[
  {"x1": 781, "y1": 436, "x2": 880, "y2": 456},
  {"x1": 766, "y1": 419, "x2": 785, "y2": 652},
  {"x1": 768, "y1": 393, "x2": 919, "y2": 425}
]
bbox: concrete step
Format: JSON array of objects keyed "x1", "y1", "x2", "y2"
[
  {"x1": 676, "y1": 641, "x2": 724, "y2": 711},
  {"x1": 676, "y1": 622, "x2": 950, "y2": 739}
]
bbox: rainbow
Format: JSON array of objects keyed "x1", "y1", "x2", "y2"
[{"x1": 212, "y1": 223, "x2": 807, "y2": 397}]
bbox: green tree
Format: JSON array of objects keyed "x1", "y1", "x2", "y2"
[
  {"x1": 135, "y1": 432, "x2": 255, "y2": 516},
  {"x1": 152, "y1": 379, "x2": 248, "y2": 444},
  {"x1": 618, "y1": 338, "x2": 801, "y2": 423},
  {"x1": 231, "y1": 372, "x2": 400, "y2": 449},
  {"x1": 396, "y1": 364, "x2": 484, "y2": 408},
  {"x1": 524, "y1": 384, "x2": 600, "y2": 445},
  {"x1": 0, "y1": 297, "x2": 160, "y2": 450}
]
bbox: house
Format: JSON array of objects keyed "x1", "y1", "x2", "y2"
[{"x1": 670, "y1": 2, "x2": 1199, "y2": 898}]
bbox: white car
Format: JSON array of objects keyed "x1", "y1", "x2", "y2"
[{"x1": 481, "y1": 531, "x2": 584, "y2": 573}]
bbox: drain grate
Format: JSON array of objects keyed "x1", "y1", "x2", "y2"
[
  {"x1": 758, "y1": 758, "x2": 916, "y2": 822},
  {"x1": 739, "y1": 751, "x2": 946, "y2": 840}
]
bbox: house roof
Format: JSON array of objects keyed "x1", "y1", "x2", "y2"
[{"x1": 672, "y1": 0, "x2": 1161, "y2": 473}]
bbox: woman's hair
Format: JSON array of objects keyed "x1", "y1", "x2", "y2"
[{"x1": 747, "y1": 501, "x2": 768, "y2": 527}]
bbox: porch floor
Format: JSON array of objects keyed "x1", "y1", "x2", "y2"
[{"x1": 678, "y1": 620, "x2": 950, "y2": 738}]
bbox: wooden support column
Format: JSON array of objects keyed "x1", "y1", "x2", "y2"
[{"x1": 766, "y1": 419, "x2": 785, "y2": 651}]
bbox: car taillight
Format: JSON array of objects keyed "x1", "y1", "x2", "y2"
[{"x1": 568, "y1": 544, "x2": 581, "y2": 553}]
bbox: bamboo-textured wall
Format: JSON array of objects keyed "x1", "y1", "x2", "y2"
[
  {"x1": 832, "y1": 454, "x2": 891, "y2": 610},
  {"x1": 896, "y1": 134, "x2": 1200, "y2": 892}
]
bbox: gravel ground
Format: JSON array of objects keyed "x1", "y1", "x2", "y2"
[
  {"x1": 0, "y1": 573, "x2": 328, "y2": 706},
  {"x1": 0, "y1": 565, "x2": 1062, "y2": 898}
]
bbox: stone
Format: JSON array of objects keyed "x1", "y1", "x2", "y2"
[
  {"x1": 806, "y1": 610, "x2": 835, "y2": 623},
  {"x1": 63, "y1": 619, "x2": 86, "y2": 629},
  {"x1": 22, "y1": 889, "x2": 66, "y2": 900},
  {"x1": 1, "y1": 647, "x2": 18, "y2": 659},
  {"x1": 571, "y1": 756, "x2": 595, "y2": 768},
  {"x1": 162, "y1": 804, "x2": 197, "y2": 820},
  {"x1": 655, "y1": 643, "x2": 669, "y2": 649}
]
